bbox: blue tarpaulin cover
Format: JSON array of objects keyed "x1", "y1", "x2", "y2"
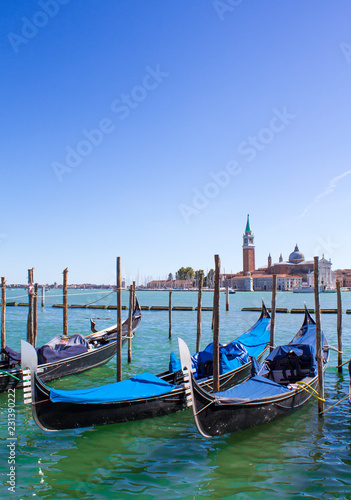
[
  {"x1": 169, "y1": 315, "x2": 270, "y2": 377},
  {"x1": 50, "y1": 373, "x2": 177, "y2": 404},
  {"x1": 213, "y1": 313, "x2": 323, "y2": 402},
  {"x1": 213, "y1": 375, "x2": 290, "y2": 402}
]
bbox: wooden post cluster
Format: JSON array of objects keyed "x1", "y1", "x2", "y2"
[
  {"x1": 212, "y1": 255, "x2": 220, "y2": 393},
  {"x1": 169, "y1": 291, "x2": 172, "y2": 340},
  {"x1": 116, "y1": 257, "x2": 122, "y2": 382},
  {"x1": 314, "y1": 256, "x2": 324, "y2": 415},
  {"x1": 196, "y1": 272, "x2": 203, "y2": 353},
  {"x1": 1, "y1": 277, "x2": 5, "y2": 360},
  {"x1": 127, "y1": 281, "x2": 135, "y2": 364},
  {"x1": 270, "y1": 274, "x2": 277, "y2": 353},
  {"x1": 63, "y1": 268, "x2": 68, "y2": 337},
  {"x1": 336, "y1": 280, "x2": 342, "y2": 372},
  {"x1": 27, "y1": 268, "x2": 34, "y2": 344}
]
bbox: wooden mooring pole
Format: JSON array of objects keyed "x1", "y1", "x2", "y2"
[
  {"x1": 169, "y1": 291, "x2": 172, "y2": 340},
  {"x1": 1, "y1": 277, "x2": 5, "y2": 360},
  {"x1": 27, "y1": 268, "x2": 34, "y2": 344},
  {"x1": 63, "y1": 268, "x2": 68, "y2": 337},
  {"x1": 213, "y1": 255, "x2": 220, "y2": 393},
  {"x1": 314, "y1": 256, "x2": 324, "y2": 415},
  {"x1": 270, "y1": 274, "x2": 277, "y2": 353},
  {"x1": 33, "y1": 283, "x2": 38, "y2": 347},
  {"x1": 196, "y1": 272, "x2": 203, "y2": 353},
  {"x1": 225, "y1": 285, "x2": 229, "y2": 312},
  {"x1": 41, "y1": 285, "x2": 45, "y2": 308},
  {"x1": 116, "y1": 257, "x2": 122, "y2": 382},
  {"x1": 336, "y1": 280, "x2": 342, "y2": 372}
]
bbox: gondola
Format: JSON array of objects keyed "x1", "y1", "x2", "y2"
[
  {"x1": 179, "y1": 307, "x2": 329, "y2": 437},
  {"x1": 21, "y1": 303, "x2": 271, "y2": 431},
  {"x1": 0, "y1": 298, "x2": 142, "y2": 392}
]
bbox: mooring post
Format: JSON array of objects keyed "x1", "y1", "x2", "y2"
[
  {"x1": 336, "y1": 280, "x2": 342, "y2": 372},
  {"x1": 33, "y1": 283, "x2": 38, "y2": 348},
  {"x1": 213, "y1": 255, "x2": 221, "y2": 393},
  {"x1": 314, "y1": 256, "x2": 324, "y2": 415},
  {"x1": 127, "y1": 282, "x2": 134, "y2": 364},
  {"x1": 1, "y1": 277, "x2": 6, "y2": 360},
  {"x1": 225, "y1": 285, "x2": 229, "y2": 311},
  {"x1": 63, "y1": 268, "x2": 68, "y2": 337},
  {"x1": 169, "y1": 291, "x2": 172, "y2": 340},
  {"x1": 116, "y1": 257, "x2": 122, "y2": 382},
  {"x1": 27, "y1": 268, "x2": 34, "y2": 344},
  {"x1": 270, "y1": 274, "x2": 277, "y2": 353},
  {"x1": 41, "y1": 285, "x2": 45, "y2": 308},
  {"x1": 196, "y1": 272, "x2": 203, "y2": 353}
]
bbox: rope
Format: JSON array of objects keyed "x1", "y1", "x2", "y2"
[
  {"x1": 296, "y1": 381, "x2": 325, "y2": 402},
  {"x1": 194, "y1": 400, "x2": 214, "y2": 416},
  {"x1": 0, "y1": 370, "x2": 21, "y2": 381},
  {"x1": 337, "y1": 358, "x2": 350, "y2": 369},
  {"x1": 327, "y1": 345, "x2": 342, "y2": 353},
  {"x1": 319, "y1": 394, "x2": 350, "y2": 415}
]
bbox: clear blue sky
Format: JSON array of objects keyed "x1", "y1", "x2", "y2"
[{"x1": 1, "y1": 0, "x2": 351, "y2": 284}]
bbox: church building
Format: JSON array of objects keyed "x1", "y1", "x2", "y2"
[{"x1": 222, "y1": 216, "x2": 335, "y2": 291}]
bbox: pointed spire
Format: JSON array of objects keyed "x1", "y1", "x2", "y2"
[
  {"x1": 294, "y1": 243, "x2": 299, "y2": 251},
  {"x1": 245, "y1": 214, "x2": 251, "y2": 233}
]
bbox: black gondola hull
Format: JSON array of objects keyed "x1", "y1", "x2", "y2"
[
  {"x1": 32, "y1": 374, "x2": 187, "y2": 430},
  {"x1": 191, "y1": 375, "x2": 318, "y2": 436}
]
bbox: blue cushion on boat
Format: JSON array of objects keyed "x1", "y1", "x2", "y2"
[
  {"x1": 220, "y1": 352, "x2": 242, "y2": 375},
  {"x1": 50, "y1": 372, "x2": 177, "y2": 404},
  {"x1": 169, "y1": 352, "x2": 181, "y2": 373}
]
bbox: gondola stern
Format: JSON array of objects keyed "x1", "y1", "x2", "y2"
[
  {"x1": 178, "y1": 337, "x2": 214, "y2": 438},
  {"x1": 260, "y1": 299, "x2": 271, "y2": 320}
]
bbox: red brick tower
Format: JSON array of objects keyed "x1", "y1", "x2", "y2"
[{"x1": 243, "y1": 214, "x2": 255, "y2": 274}]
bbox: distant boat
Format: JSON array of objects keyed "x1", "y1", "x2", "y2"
[
  {"x1": 228, "y1": 289, "x2": 236, "y2": 294},
  {"x1": 293, "y1": 285, "x2": 336, "y2": 293}
]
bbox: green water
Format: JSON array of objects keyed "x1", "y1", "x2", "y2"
[{"x1": 1, "y1": 290, "x2": 351, "y2": 499}]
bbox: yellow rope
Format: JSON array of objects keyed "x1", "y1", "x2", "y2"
[{"x1": 296, "y1": 381, "x2": 325, "y2": 402}]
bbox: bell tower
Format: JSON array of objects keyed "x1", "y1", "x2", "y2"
[{"x1": 243, "y1": 214, "x2": 255, "y2": 274}]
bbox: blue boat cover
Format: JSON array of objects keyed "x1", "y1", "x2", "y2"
[
  {"x1": 50, "y1": 372, "x2": 177, "y2": 404},
  {"x1": 213, "y1": 375, "x2": 291, "y2": 402},
  {"x1": 169, "y1": 315, "x2": 270, "y2": 378}
]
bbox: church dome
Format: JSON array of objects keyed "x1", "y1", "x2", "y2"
[{"x1": 288, "y1": 244, "x2": 304, "y2": 264}]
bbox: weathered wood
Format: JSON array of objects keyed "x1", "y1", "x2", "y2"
[
  {"x1": 1, "y1": 277, "x2": 5, "y2": 360},
  {"x1": 196, "y1": 272, "x2": 203, "y2": 353},
  {"x1": 270, "y1": 274, "x2": 277, "y2": 353},
  {"x1": 225, "y1": 285, "x2": 229, "y2": 311},
  {"x1": 336, "y1": 280, "x2": 342, "y2": 372},
  {"x1": 33, "y1": 283, "x2": 38, "y2": 347},
  {"x1": 314, "y1": 256, "x2": 324, "y2": 415},
  {"x1": 213, "y1": 255, "x2": 220, "y2": 393},
  {"x1": 27, "y1": 268, "x2": 34, "y2": 344},
  {"x1": 63, "y1": 268, "x2": 68, "y2": 337},
  {"x1": 169, "y1": 291, "x2": 172, "y2": 340},
  {"x1": 116, "y1": 257, "x2": 122, "y2": 382},
  {"x1": 41, "y1": 285, "x2": 45, "y2": 307}
]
